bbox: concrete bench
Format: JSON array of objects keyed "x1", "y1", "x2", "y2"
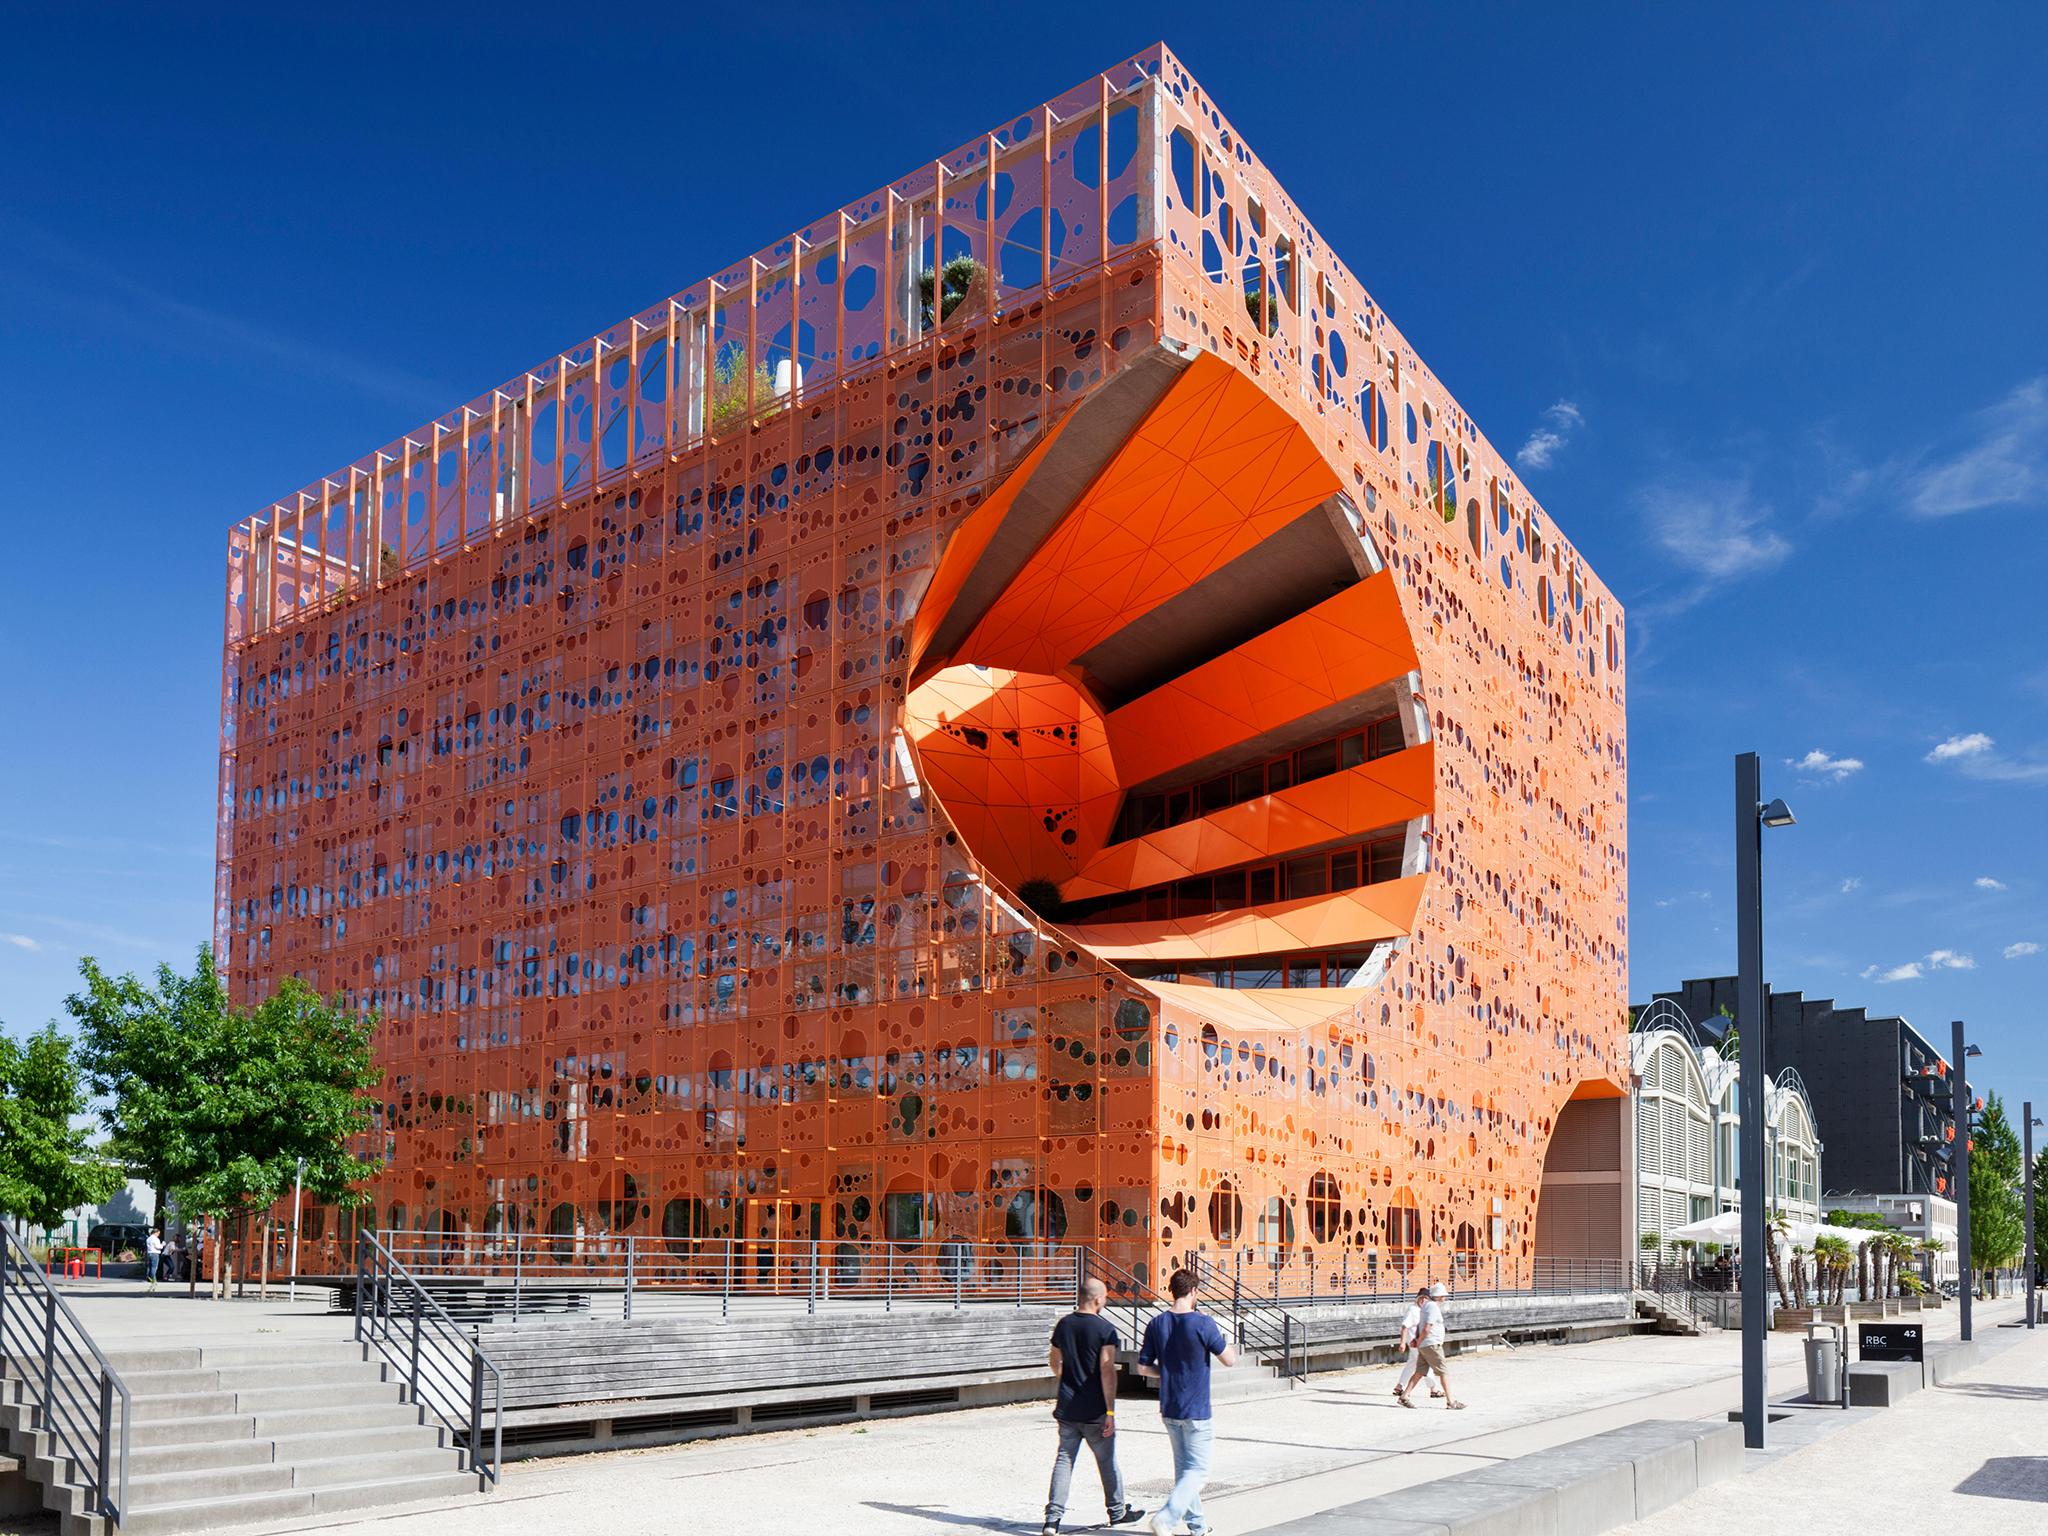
[
  {"x1": 1259, "y1": 1418, "x2": 1742, "y2": 1535},
  {"x1": 1845, "y1": 1359, "x2": 1921, "y2": 1406}
]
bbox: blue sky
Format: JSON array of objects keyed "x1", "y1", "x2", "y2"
[{"x1": 2, "y1": 4, "x2": 2043, "y2": 1101}]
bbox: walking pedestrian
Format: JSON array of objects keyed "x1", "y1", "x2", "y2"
[
  {"x1": 144, "y1": 1227, "x2": 163, "y2": 1292},
  {"x1": 1042, "y1": 1278, "x2": 1146, "y2": 1536},
  {"x1": 1392, "y1": 1284, "x2": 1445, "y2": 1401},
  {"x1": 1138, "y1": 1268, "x2": 1237, "y2": 1536},
  {"x1": 1394, "y1": 1281, "x2": 1464, "y2": 1410}
]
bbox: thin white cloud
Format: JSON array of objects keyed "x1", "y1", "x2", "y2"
[
  {"x1": 1790, "y1": 749, "x2": 1864, "y2": 783},
  {"x1": 2006, "y1": 941, "x2": 2042, "y2": 959},
  {"x1": 1639, "y1": 476, "x2": 1792, "y2": 582},
  {"x1": 1974, "y1": 876, "x2": 2008, "y2": 891},
  {"x1": 2, "y1": 932, "x2": 39, "y2": 952},
  {"x1": 1928, "y1": 733, "x2": 1995, "y2": 762},
  {"x1": 1517, "y1": 400, "x2": 1583, "y2": 470},
  {"x1": 1863, "y1": 947, "x2": 1976, "y2": 982},
  {"x1": 1839, "y1": 877, "x2": 1862, "y2": 894},
  {"x1": 1924, "y1": 732, "x2": 2048, "y2": 785},
  {"x1": 1900, "y1": 376, "x2": 2048, "y2": 518}
]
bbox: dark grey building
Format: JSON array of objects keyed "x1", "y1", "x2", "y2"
[{"x1": 1645, "y1": 978, "x2": 1961, "y2": 1200}]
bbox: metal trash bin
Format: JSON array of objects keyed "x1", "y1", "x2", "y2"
[{"x1": 1804, "y1": 1322, "x2": 1844, "y2": 1404}]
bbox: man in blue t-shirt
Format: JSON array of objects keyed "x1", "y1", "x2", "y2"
[{"x1": 1138, "y1": 1268, "x2": 1238, "y2": 1536}]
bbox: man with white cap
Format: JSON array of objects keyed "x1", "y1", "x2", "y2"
[{"x1": 1394, "y1": 1281, "x2": 1464, "y2": 1410}]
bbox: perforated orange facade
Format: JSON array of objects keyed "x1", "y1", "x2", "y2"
[{"x1": 220, "y1": 45, "x2": 1628, "y2": 1287}]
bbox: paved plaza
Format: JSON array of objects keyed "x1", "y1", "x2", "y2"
[
  {"x1": 4, "y1": 1289, "x2": 2035, "y2": 1534},
  {"x1": 17, "y1": 1289, "x2": 2024, "y2": 1534}
]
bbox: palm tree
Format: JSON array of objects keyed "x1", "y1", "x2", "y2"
[
  {"x1": 1813, "y1": 1236, "x2": 1853, "y2": 1305},
  {"x1": 1916, "y1": 1237, "x2": 1945, "y2": 1296},
  {"x1": 1763, "y1": 1213, "x2": 1795, "y2": 1309}
]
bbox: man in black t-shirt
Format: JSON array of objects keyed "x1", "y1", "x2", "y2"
[{"x1": 1043, "y1": 1278, "x2": 1145, "y2": 1536}]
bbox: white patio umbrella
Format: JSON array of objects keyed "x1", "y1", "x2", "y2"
[{"x1": 1662, "y1": 1211, "x2": 1746, "y2": 1246}]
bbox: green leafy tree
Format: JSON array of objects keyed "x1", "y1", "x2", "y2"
[
  {"x1": 1968, "y1": 1093, "x2": 2026, "y2": 1294},
  {"x1": 0, "y1": 1022, "x2": 124, "y2": 1231},
  {"x1": 67, "y1": 947, "x2": 229, "y2": 1204},
  {"x1": 2032, "y1": 1147, "x2": 2048, "y2": 1283},
  {"x1": 67, "y1": 948, "x2": 380, "y2": 1231}
]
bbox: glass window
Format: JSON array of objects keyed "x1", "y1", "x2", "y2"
[
  {"x1": 1166, "y1": 790, "x2": 1191, "y2": 825},
  {"x1": 1329, "y1": 850, "x2": 1360, "y2": 890},
  {"x1": 1287, "y1": 959, "x2": 1322, "y2": 987},
  {"x1": 1284, "y1": 857, "x2": 1328, "y2": 899},
  {"x1": 1144, "y1": 887, "x2": 1172, "y2": 921},
  {"x1": 1232, "y1": 766, "x2": 1265, "y2": 802},
  {"x1": 1297, "y1": 740, "x2": 1339, "y2": 782},
  {"x1": 1249, "y1": 867, "x2": 1277, "y2": 905},
  {"x1": 1174, "y1": 877, "x2": 1213, "y2": 916},
  {"x1": 1236, "y1": 964, "x2": 1281, "y2": 990},
  {"x1": 1367, "y1": 838, "x2": 1404, "y2": 883},
  {"x1": 1199, "y1": 776, "x2": 1230, "y2": 814},
  {"x1": 1338, "y1": 734, "x2": 1365, "y2": 769},
  {"x1": 1212, "y1": 871, "x2": 1246, "y2": 908},
  {"x1": 1133, "y1": 794, "x2": 1165, "y2": 835},
  {"x1": 1368, "y1": 716, "x2": 1405, "y2": 759},
  {"x1": 1266, "y1": 759, "x2": 1291, "y2": 793}
]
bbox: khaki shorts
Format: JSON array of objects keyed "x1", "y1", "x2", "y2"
[{"x1": 1414, "y1": 1345, "x2": 1447, "y2": 1374}]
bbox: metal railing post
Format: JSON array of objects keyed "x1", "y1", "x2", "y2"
[
  {"x1": 97, "y1": 1373, "x2": 114, "y2": 1518},
  {"x1": 468, "y1": 1350, "x2": 485, "y2": 1486},
  {"x1": 624, "y1": 1235, "x2": 635, "y2": 1323},
  {"x1": 884, "y1": 1246, "x2": 894, "y2": 1314},
  {"x1": 808, "y1": 1242, "x2": 819, "y2": 1317},
  {"x1": 42, "y1": 1289, "x2": 57, "y2": 1421},
  {"x1": 721, "y1": 1238, "x2": 732, "y2": 1319},
  {"x1": 512, "y1": 1229, "x2": 524, "y2": 1322},
  {"x1": 409, "y1": 1300, "x2": 424, "y2": 1422}
]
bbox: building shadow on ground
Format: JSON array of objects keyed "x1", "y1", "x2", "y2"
[
  {"x1": 1955, "y1": 1457, "x2": 2048, "y2": 1502},
  {"x1": 1945, "y1": 1381, "x2": 2048, "y2": 1402},
  {"x1": 862, "y1": 1501, "x2": 1034, "y2": 1532}
]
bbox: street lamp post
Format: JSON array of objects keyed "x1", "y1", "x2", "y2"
[
  {"x1": 2026, "y1": 1105, "x2": 2040, "y2": 1330},
  {"x1": 1736, "y1": 752, "x2": 1796, "y2": 1450},
  {"x1": 1952, "y1": 1023, "x2": 1979, "y2": 1343}
]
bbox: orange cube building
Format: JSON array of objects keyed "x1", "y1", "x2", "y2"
[{"x1": 219, "y1": 44, "x2": 1629, "y2": 1289}]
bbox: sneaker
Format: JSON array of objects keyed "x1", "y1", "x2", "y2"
[
  {"x1": 1042, "y1": 1525, "x2": 1059, "y2": 1536},
  {"x1": 1109, "y1": 1511, "x2": 1148, "y2": 1528},
  {"x1": 1148, "y1": 1513, "x2": 1177, "y2": 1536}
]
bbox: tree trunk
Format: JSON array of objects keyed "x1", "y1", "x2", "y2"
[{"x1": 259, "y1": 1217, "x2": 272, "y2": 1301}]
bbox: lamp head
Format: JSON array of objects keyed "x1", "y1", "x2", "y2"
[
  {"x1": 1759, "y1": 798, "x2": 1797, "y2": 828},
  {"x1": 1965, "y1": 1044, "x2": 1983, "y2": 1059}
]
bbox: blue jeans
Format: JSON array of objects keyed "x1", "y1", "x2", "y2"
[
  {"x1": 1159, "y1": 1416, "x2": 1213, "y2": 1533},
  {"x1": 1044, "y1": 1417, "x2": 1126, "y2": 1523}
]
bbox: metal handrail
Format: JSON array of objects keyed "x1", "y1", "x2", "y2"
[
  {"x1": 0, "y1": 1227, "x2": 130, "y2": 1524},
  {"x1": 354, "y1": 1231, "x2": 503, "y2": 1490},
  {"x1": 366, "y1": 1231, "x2": 1085, "y2": 1321},
  {"x1": 1077, "y1": 1249, "x2": 1303, "y2": 1381},
  {"x1": 1181, "y1": 1256, "x2": 1306, "y2": 1378}
]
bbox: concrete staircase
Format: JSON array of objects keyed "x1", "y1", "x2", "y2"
[{"x1": 2, "y1": 1337, "x2": 482, "y2": 1534}]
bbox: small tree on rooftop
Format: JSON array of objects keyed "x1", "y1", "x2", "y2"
[
  {"x1": 917, "y1": 256, "x2": 983, "y2": 327},
  {"x1": 706, "y1": 343, "x2": 781, "y2": 436}
]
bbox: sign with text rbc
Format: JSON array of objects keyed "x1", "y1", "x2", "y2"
[{"x1": 1859, "y1": 1323, "x2": 1924, "y2": 1362}]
